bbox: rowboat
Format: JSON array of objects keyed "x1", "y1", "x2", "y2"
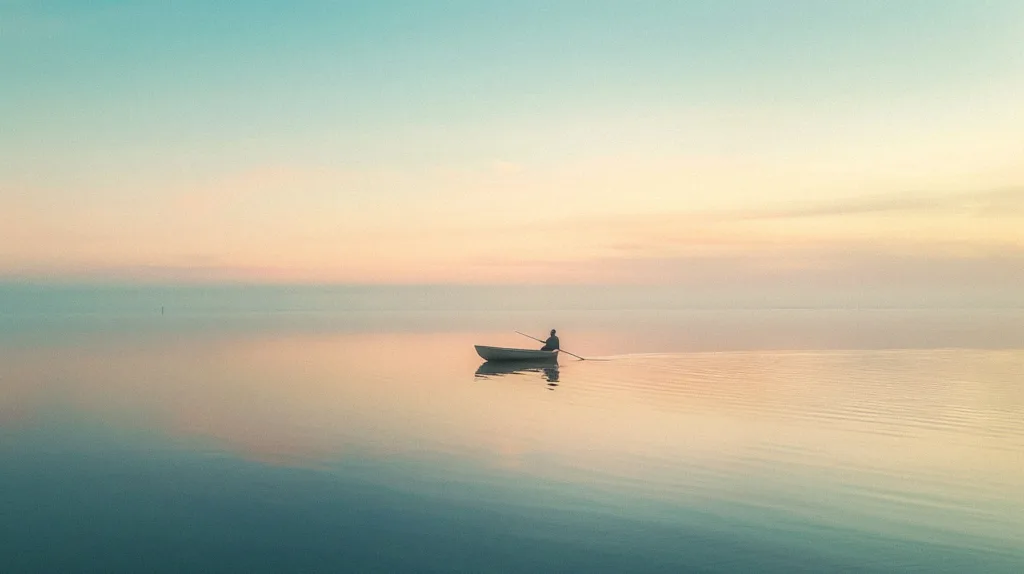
[{"x1": 474, "y1": 345, "x2": 558, "y2": 362}]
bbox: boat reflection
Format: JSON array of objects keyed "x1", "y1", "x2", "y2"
[{"x1": 475, "y1": 360, "x2": 560, "y2": 389}]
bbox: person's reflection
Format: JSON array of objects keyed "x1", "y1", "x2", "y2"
[{"x1": 543, "y1": 366, "x2": 559, "y2": 390}]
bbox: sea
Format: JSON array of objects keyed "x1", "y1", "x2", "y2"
[{"x1": 1, "y1": 285, "x2": 1022, "y2": 573}]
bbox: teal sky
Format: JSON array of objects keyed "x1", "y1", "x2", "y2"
[{"x1": 2, "y1": 1, "x2": 1022, "y2": 289}]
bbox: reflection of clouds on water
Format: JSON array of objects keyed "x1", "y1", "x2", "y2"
[{"x1": 475, "y1": 361, "x2": 560, "y2": 388}]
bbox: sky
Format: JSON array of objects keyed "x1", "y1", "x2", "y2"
[{"x1": 1, "y1": 1, "x2": 1022, "y2": 297}]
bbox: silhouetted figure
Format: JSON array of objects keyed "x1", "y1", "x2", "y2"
[{"x1": 540, "y1": 329, "x2": 560, "y2": 351}]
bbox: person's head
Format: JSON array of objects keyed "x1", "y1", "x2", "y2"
[{"x1": 550, "y1": 329, "x2": 556, "y2": 336}]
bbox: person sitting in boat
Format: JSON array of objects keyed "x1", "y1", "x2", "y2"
[{"x1": 540, "y1": 329, "x2": 560, "y2": 351}]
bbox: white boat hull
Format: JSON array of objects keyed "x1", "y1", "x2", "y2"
[{"x1": 474, "y1": 345, "x2": 558, "y2": 362}]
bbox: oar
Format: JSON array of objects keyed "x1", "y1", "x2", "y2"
[{"x1": 515, "y1": 331, "x2": 586, "y2": 361}]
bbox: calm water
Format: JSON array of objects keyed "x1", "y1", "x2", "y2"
[{"x1": 2, "y1": 286, "x2": 1023, "y2": 572}]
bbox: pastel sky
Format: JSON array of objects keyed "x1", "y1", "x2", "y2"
[{"x1": 2, "y1": 1, "x2": 1022, "y2": 290}]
